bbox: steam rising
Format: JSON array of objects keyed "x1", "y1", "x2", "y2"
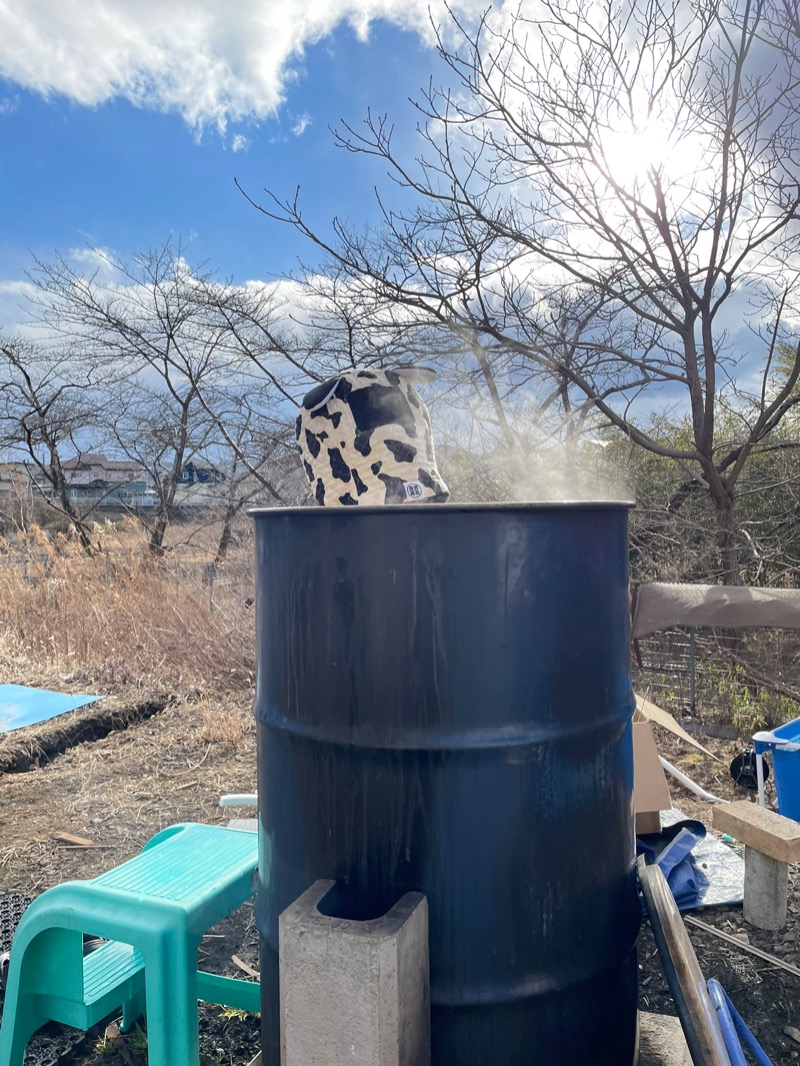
[{"x1": 438, "y1": 437, "x2": 635, "y2": 506}]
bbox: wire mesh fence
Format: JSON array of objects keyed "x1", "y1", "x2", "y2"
[{"x1": 632, "y1": 626, "x2": 800, "y2": 734}]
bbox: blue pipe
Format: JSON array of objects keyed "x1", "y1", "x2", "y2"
[
  {"x1": 706, "y1": 981, "x2": 747, "y2": 1066},
  {"x1": 721, "y1": 985, "x2": 774, "y2": 1066},
  {"x1": 707, "y1": 979, "x2": 774, "y2": 1066}
]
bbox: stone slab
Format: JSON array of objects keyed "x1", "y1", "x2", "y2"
[
  {"x1": 280, "y1": 879, "x2": 430, "y2": 1066},
  {"x1": 227, "y1": 817, "x2": 258, "y2": 831},
  {"x1": 713, "y1": 800, "x2": 800, "y2": 864},
  {"x1": 638, "y1": 1012, "x2": 692, "y2": 1066}
]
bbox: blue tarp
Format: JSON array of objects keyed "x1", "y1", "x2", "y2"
[
  {"x1": 0, "y1": 684, "x2": 102, "y2": 733},
  {"x1": 638, "y1": 818, "x2": 709, "y2": 911},
  {"x1": 638, "y1": 808, "x2": 745, "y2": 911}
]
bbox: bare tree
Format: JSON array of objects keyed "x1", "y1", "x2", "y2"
[
  {"x1": 191, "y1": 385, "x2": 306, "y2": 560},
  {"x1": 0, "y1": 336, "x2": 111, "y2": 551},
  {"x1": 104, "y1": 376, "x2": 213, "y2": 553},
  {"x1": 248, "y1": 0, "x2": 800, "y2": 582},
  {"x1": 28, "y1": 240, "x2": 295, "y2": 554}
]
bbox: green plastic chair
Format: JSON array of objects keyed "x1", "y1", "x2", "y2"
[{"x1": 0, "y1": 822, "x2": 260, "y2": 1066}]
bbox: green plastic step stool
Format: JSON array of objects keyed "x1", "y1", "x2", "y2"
[{"x1": 0, "y1": 822, "x2": 261, "y2": 1066}]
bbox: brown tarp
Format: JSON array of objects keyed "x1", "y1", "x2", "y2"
[{"x1": 631, "y1": 582, "x2": 800, "y2": 639}]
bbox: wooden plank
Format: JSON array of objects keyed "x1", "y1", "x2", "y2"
[{"x1": 712, "y1": 801, "x2": 800, "y2": 864}]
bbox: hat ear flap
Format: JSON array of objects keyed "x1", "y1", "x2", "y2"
[
  {"x1": 393, "y1": 366, "x2": 437, "y2": 385},
  {"x1": 302, "y1": 376, "x2": 341, "y2": 412}
]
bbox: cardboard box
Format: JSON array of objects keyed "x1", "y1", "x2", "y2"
[
  {"x1": 635, "y1": 695, "x2": 718, "y2": 760},
  {"x1": 632, "y1": 692, "x2": 721, "y2": 835},
  {"x1": 633, "y1": 720, "x2": 672, "y2": 835}
]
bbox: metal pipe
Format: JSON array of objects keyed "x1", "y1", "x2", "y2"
[
  {"x1": 219, "y1": 794, "x2": 258, "y2": 807},
  {"x1": 685, "y1": 915, "x2": 800, "y2": 979},
  {"x1": 659, "y1": 757, "x2": 729, "y2": 805},
  {"x1": 706, "y1": 980, "x2": 747, "y2": 1066},
  {"x1": 753, "y1": 731, "x2": 775, "y2": 808},
  {"x1": 637, "y1": 857, "x2": 732, "y2": 1066},
  {"x1": 689, "y1": 626, "x2": 697, "y2": 714}
]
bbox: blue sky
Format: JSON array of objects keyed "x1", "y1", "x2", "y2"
[
  {"x1": 0, "y1": 7, "x2": 466, "y2": 307},
  {"x1": 0, "y1": 0, "x2": 782, "y2": 421}
]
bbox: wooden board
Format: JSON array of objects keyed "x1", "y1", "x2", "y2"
[{"x1": 713, "y1": 801, "x2": 800, "y2": 864}]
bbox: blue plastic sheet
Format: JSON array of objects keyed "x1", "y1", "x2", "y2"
[
  {"x1": 638, "y1": 819, "x2": 709, "y2": 911},
  {"x1": 661, "y1": 808, "x2": 745, "y2": 908},
  {"x1": 638, "y1": 809, "x2": 745, "y2": 910},
  {"x1": 0, "y1": 684, "x2": 101, "y2": 733}
]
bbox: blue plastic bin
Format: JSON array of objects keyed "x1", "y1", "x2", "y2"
[{"x1": 753, "y1": 718, "x2": 800, "y2": 821}]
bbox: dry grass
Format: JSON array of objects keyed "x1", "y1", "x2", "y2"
[
  {"x1": 0, "y1": 520, "x2": 262, "y2": 1057},
  {"x1": 197, "y1": 704, "x2": 255, "y2": 751},
  {"x1": 0, "y1": 520, "x2": 256, "y2": 697}
]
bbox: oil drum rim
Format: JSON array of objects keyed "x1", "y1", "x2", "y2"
[{"x1": 249, "y1": 500, "x2": 634, "y2": 517}]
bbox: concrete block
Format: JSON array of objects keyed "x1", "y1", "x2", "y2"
[
  {"x1": 713, "y1": 801, "x2": 800, "y2": 864},
  {"x1": 638, "y1": 1013, "x2": 692, "y2": 1066},
  {"x1": 744, "y1": 846, "x2": 789, "y2": 930},
  {"x1": 280, "y1": 880, "x2": 430, "y2": 1066}
]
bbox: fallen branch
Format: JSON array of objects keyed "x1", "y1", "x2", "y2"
[
  {"x1": 727, "y1": 650, "x2": 800, "y2": 705},
  {"x1": 53, "y1": 832, "x2": 96, "y2": 847}
]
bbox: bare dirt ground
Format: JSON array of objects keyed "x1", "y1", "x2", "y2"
[
  {"x1": 1, "y1": 690, "x2": 799, "y2": 1063},
  {"x1": 0, "y1": 689, "x2": 262, "y2": 1065}
]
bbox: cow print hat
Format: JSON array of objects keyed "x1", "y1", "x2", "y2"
[{"x1": 296, "y1": 366, "x2": 450, "y2": 506}]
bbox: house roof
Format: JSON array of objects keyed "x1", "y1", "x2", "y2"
[
  {"x1": 62, "y1": 454, "x2": 144, "y2": 487},
  {"x1": 62, "y1": 454, "x2": 142, "y2": 473}
]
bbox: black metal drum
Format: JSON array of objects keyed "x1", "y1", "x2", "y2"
[{"x1": 252, "y1": 503, "x2": 639, "y2": 1065}]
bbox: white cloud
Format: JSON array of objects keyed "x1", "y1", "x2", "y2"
[
  {"x1": 291, "y1": 113, "x2": 311, "y2": 137},
  {"x1": 0, "y1": 0, "x2": 497, "y2": 131},
  {"x1": 0, "y1": 279, "x2": 42, "y2": 337},
  {"x1": 231, "y1": 133, "x2": 249, "y2": 152},
  {"x1": 66, "y1": 245, "x2": 132, "y2": 285}
]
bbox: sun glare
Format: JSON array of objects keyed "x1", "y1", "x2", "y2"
[{"x1": 600, "y1": 124, "x2": 707, "y2": 195}]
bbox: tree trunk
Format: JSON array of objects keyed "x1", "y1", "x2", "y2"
[
  {"x1": 148, "y1": 456, "x2": 185, "y2": 556},
  {"x1": 148, "y1": 508, "x2": 169, "y2": 556},
  {"x1": 215, "y1": 507, "x2": 236, "y2": 563},
  {"x1": 47, "y1": 449, "x2": 95, "y2": 554},
  {"x1": 715, "y1": 498, "x2": 742, "y2": 586}
]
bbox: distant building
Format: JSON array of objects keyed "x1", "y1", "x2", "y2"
[
  {"x1": 0, "y1": 454, "x2": 151, "y2": 510},
  {"x1": 0, "y1": 461, "x2": 36, "y2": 503},
  {"x1": 178, "y1": 461, "x2": 226, "y2": 487},
  {"x1": 60, "y1": 454, "x2": 149, "y2": 507},
  {"x1": 170, "y1": 460, "x2": 227, "y2": 507}
]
